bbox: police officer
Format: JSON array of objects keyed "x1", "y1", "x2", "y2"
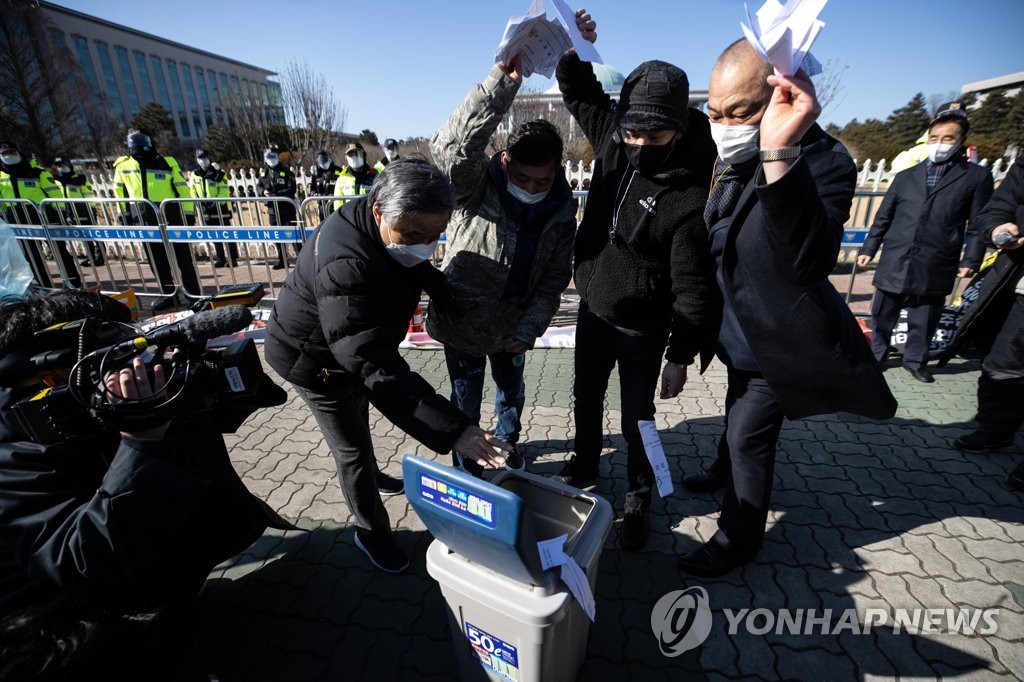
[
  {"x1": 0, "y1": 141, "x2": 80, "y2": 288},
  {"x1": 374, "y1": 138, "x2": 400, "y2": 173},
  {"x1": 112, "y1": 129, "x2": 201, "y2": 312},
  {"x1": 257, "y1": 145, "x2": 300, "y2": 270},
  {"x1": 189, "y1": 148, "x2": 238, "y2": 268},
  {"x1": 332, "y1": 143, "x2": 378, "y2": 210},
  {"x1": 52, "y1": 154, "x2": 104, "y2": 266},
  {"x1": 310, "y1": 149, "x2": 343, "y2": 222}
]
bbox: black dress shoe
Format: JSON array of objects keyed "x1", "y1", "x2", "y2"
[
  {"x1": 904, "y1": 366, "x2": 934, "y2": 383},
  {"x1": 1006, "y1": 461, "x2": 1024, "y2": 491},
  {"x1": 550, "y1": 454, "x2": 598, "y2": 489},
  {"x1": 151, "y1": 294, "x2": 180, "y2": 313},
  {"x1": 682, "y1": 458, "x2": 728, "y2": 492},
  {"x1": 677, "y1": 541, "x2": 749, "y2": 577},
  {"x1": 953, "y1": 431, "x2": 1015, "y2": 454},
  {"x1": 272, "y1": 261, "x2": 286, "y2": 270},
  {"x1": 213, "y1": 258, "x2": 227, "y2": 268}
]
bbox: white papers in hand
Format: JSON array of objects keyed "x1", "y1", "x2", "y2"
[
  {"x1": 495, "y1": 0, "x2": 603, "y2": 79},
  {"x1": 740, "y1": 0, "x2": 826, "y2": 77},
  {"x1": 638, "y1": 420, "x2": 674, "y2": 498},
  {"x1": 535, "y1": 533, "x2": 597, "y2": 621}
]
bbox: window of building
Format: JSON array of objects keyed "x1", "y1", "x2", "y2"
[
  {"x1": 179, "y1": 63, "x2": 203, "y2": 137},
  {"x1": 72, "y1": 35, "x2": 100, "y2": 93},
  {"x1": 114, "y1": 46, "x2": 140, "y2": 116},
  {"x1": 133, "y1": 51, "x2": 156, "y2": 105},
  {"x1": 48, "y1": 29, "x2": 66, "y2": 52},
  {"x1": 165, "y1": 59, "x2": 191, "y2": 138},
  {"x1": 194, "y1": 68, "x2": 213, "y2": 128},
  {"x1": 149, "y1": 55, "x2": 173, "y2": 113},
  {"x1": 93, "y1": 41, "x2": 126, "y2": 120}
]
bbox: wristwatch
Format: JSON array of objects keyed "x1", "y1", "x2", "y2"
[{"x1": 759, "y1": 146, "x2": 801, "y2": 162}]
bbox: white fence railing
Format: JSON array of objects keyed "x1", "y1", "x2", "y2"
[{"x1": 80, "y1": 155, "x2": 1020, "y2": 198}]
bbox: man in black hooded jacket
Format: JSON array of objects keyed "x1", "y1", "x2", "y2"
[{"x1": 550, "y1": 9, "x2": 716, "y2": 551}]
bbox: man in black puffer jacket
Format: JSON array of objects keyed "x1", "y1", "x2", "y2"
[
  {"x1": 550, "y1": 9, "x2": 716, "y2": 551},
  {"x1": 265, "y1": 159, "x2": 509, "y2": 574}
]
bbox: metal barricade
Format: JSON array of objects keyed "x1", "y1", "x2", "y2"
[
  {"x1": 161, "y1": 195, "x2": 303, "y2": 300},
  {"x1": 298, "y1": 195, "x2": 361, "y2": 236},
  {"x1": 39, "y1": 196, "x2": 173, "y2": 302},
  {"x1": 5, "y1": 197, "x2": 95, "y2": 290}
]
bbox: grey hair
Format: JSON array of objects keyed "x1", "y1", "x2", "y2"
[{"x1": 368, "y1": 158, "x2": 455, "y2": 224}]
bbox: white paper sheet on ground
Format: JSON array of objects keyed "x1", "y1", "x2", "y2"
[
  {"x1": 535, "y1": 533, "x2": 597, "y2": 621},
  {"x1": 740, "y1": 0, "x2": 826, "y2": 77},
  {"x1": 495, "y1": 0, "x2": 603, "y2": 79},
  {"x1": 638, "y1": 420, "x2": 674, "y2": 498}
]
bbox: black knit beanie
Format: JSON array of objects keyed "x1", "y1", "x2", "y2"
[{"x1": 617, "y1": 60, "x2": 690, "y2": 133}]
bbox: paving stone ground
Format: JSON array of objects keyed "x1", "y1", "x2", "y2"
[{"x1": 182, "y1": 345, "x2": 1024, "y2": 682}]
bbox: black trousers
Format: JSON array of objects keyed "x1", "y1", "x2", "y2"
[
  {"x1": 268, "y1": 201, "x2": 301, "y2": 265},
  {"x1": 976, "y1": 293, "x2": 1024, "y2": 439},
  {"x1": 141, "y1": 205, "x2": 200, "y2": 296},
  {"x1": 870, "y1": 289, "x2": 944, "y2": 368},
  {"x1": 572, "y1": 304, "x2": 666, "y2": 503},
  {"x1": 710, "y1": 368, "x2": 785, "y2": 561}
]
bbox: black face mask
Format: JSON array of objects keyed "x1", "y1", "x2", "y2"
[{"x1": 623, "y1": 138, "x2": 678, "y2": 175}]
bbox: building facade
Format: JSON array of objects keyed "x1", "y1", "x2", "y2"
[{"x1": 40, "y1": 1, "x2": 284, "y2": 145}]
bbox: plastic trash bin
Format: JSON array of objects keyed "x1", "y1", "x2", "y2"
[{"x1": 403, "y1": 454, "x2": 613, "y2": 682}]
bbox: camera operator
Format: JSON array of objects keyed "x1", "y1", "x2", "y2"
[{"x1": 0, "y1": 291, "x2": 293, "y2": 679}]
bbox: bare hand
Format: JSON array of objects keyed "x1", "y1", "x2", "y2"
[
  {"x1": 856, "y1": 254, "x2": 871, "y2": 270},
  {"x1": 505, "y1": 340, "x2": 530, "y2": 354},
  {"x1": 958, "y1": 267, "x2": 974, "y2": 278},
  {"x1": 575, "y1": 9, "x2": 597, "y2": 44},
  {"x1": 105, "y1": 357, "x2": 169, "y2": 440},
  {"x1": 993, "y1": 223, "x2": 1024, "y2": 250},
  {"x1": 499, "y1": 54, "x2": 524, "y2": 84},
  {"x1": 453, "y1": 425, "x2": 510, "y2": 469},
  {"x1": 659, "y1": 362, "x2": 687, "y2": 399},
  {"x1": 263, "y1": 190, "x2": 271, "y2": 197},
  {"x1": 760, "y1": 70, "x2": 821, "y2": 150}
]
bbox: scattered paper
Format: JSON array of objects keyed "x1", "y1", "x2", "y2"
[
  {"x1": 495, "y1": 0, "x2": 603, "y2": 79},
  {"x1": 537, "y1": 534, "x2": 569, "y2": 571},
  {"x1": 638, "y1": 420, "x2": 674, "y2": 498},
  {"x1": 535, "y1": 534, "x2": 597, "y2": 621},
  {"x1": 740, "y1": 0, "x2": 826, "y2": 77}
]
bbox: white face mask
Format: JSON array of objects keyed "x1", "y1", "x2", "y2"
[
  {"x1": 384, "y1": 226, "x2": 437, "y2": 267},
  {"x1": 507, "y1": 180, "x2": 548, "y2": 204},
  {"x1": 1, "y1": 153, "x2": 22, "y2": 166},
  {"x1": 317, "y1": 157, "x2": 331, "y2": 169},
  {"x1": 347, "y1": 154, "x2": 365, "y2": 170},
  {"x1": 264, "y1": 154, "x2": 278, "y2": 167},
  {"x1": 384, "y1": 149, "x2": 399, "y2": 161},
  {"x1": 56, "y1": 165, "x2": 71, "y2": 174},
  {"x1": 709, "y1": 122, "x2": 760, "y2": 165},
  {"x1": 197, "y1": 158, "x2": 211, "y2": 169},
  {"x1": 926, "y1": 143, "x2": 959, "y2": 164}
]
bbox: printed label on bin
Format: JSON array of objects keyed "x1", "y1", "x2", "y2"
[
  {"x1": 418, "y1": 474, "x2": 495, "y2": 527},
  {"x1": 466, "y1": 622, "x2": 519, "y2": 681}
]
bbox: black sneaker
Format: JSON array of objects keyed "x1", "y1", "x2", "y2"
[
  {"x1": 550, "y1": 455, "x2": 598, "y2": 489},
  {"x1": 619, "y1": 497, "x2": 649, "y2": 552},
  {"x1": 376, "y1": 471, "x2": 405, "y2": 496},
  {"x1": 151, "y1": 294, "x2": 180, "y2": 313},
  {"x1": 354, "y1": 530, "x2": 409, "y2": 573},
  {"x1": 504, "y1": 444, "x2": 526, "y2": 471},
  {"x1": 953, "y1": 431, "x2": 1015, "y2": 454},
  {"x1": 682, "y1": 458, "x2": 728, "y2": 493}
]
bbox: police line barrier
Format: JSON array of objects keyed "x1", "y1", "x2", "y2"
[
  {"x1": 36, "y1": 196, "x2": 180, "y2": 300},
  {"x1": 4, "y1": 196, "x2": 105, "y2": 290},
  {"x1": 160, "y1": 196, "x2": 305, "y2": 300}
]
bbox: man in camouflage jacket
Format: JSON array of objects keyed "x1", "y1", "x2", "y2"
[{"x1": 427, "y1": 53, "x2": 576, "y2": 474}]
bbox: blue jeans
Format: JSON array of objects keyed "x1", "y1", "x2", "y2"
[{"x1": 445, "y1": 347, "x2": 526, "y2": 469}]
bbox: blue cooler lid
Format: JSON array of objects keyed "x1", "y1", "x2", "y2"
[{"x1": 403, "y1": 454, "x2": 546, "y2": 585}]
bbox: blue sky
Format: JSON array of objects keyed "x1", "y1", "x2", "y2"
[{"x1": 55, "y1": 0, "x2": 1024, "y2": 142}]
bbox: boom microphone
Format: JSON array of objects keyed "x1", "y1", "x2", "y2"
[{"x1": 115, "y1": 306, "x2": 253, "y2": 351}]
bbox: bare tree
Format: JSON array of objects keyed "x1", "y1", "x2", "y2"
[
  {"x1": 220, "y1": 83, "x2": 278, "y2": 163},
  {"x1": 279, "y1": 60, "x2": 347, "y2": 164},
  {"x1": 500, "y1": 86, "x2": 594, "y2": 165},
  {"x1": 812, "y1": 58, "x2": 848, "y2": 116},
  {"x1": 0, "y1": 0, "x2": 84, "y2": 159}
]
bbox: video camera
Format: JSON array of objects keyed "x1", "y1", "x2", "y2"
[{"x1": 0, "y1": 306, "x2": 285, "y2": 444}]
